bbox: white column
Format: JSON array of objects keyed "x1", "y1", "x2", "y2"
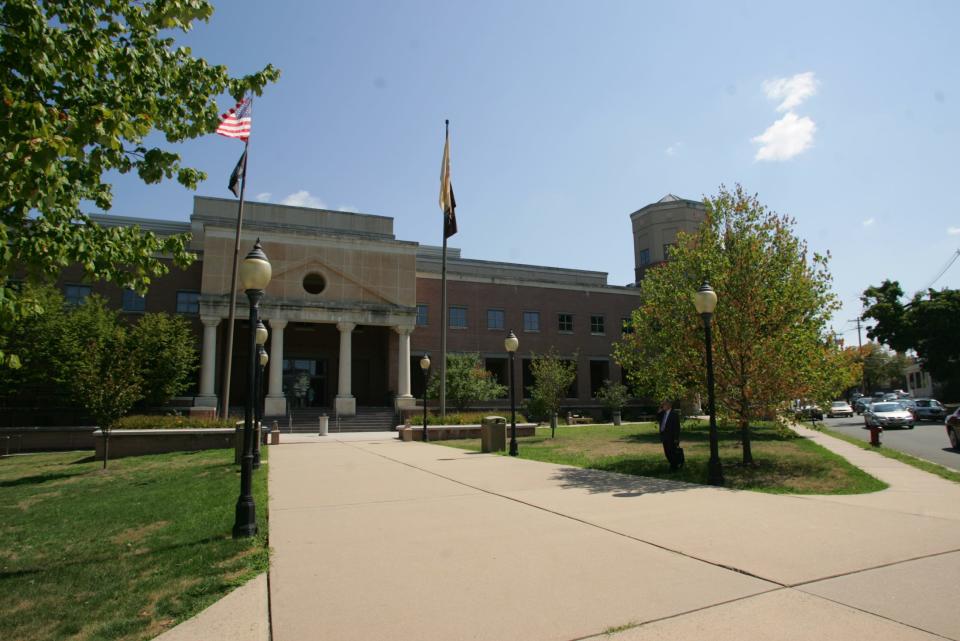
[
  {"x1": 196, "y1": 317, "x2": 220, "y2": 407},
  {"x1": 335, "y1": 321, "x2": 356, "y2": 416},
  {"x1": 394, "y1": 326, "x2": 415, "y2": 411},
  {"x1": 264, "y1": 319, "x2": 287, "y2": 416}
]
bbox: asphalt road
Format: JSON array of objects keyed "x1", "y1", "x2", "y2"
[{"x1": 805, "y1": 414, "x2": 960, "y2": 472}]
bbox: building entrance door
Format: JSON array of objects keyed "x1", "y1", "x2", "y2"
[{"x1": 284, "y1": 358, "x2": 330, "y2": 408}]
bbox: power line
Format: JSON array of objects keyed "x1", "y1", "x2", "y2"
[{"x1": 922, "y1": 248, "x2": 960, "y2": 292}]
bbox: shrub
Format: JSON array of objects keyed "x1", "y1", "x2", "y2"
[
  {"x1": 417, "y1": 411, "x2": 529, "y2": 426},
  {"x1": 114, "y1": 415, "x2": 235, "y2": 430}
]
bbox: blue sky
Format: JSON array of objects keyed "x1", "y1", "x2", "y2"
[{"x1": 103, "y1": 0, "x2": 960, "y2": 345}]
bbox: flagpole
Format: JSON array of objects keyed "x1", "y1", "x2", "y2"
[
  {"x1": 439, "y1": 120, "x2": 450, "y2": 421},
  {"x1": 219, "y1": 136, "x2": 250, "y2": 419}
]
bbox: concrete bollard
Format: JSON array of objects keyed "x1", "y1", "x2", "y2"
[
  {"x1": 271, "y1": 420, "x2": 280, "y2": 445},
  {"x1": 318, "y1": 414, "x2": 329, "y2": 436}
]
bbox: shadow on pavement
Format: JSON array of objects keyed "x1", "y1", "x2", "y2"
[{"x1": 550, "y1": 465, "x2": 696, "y2": 497}]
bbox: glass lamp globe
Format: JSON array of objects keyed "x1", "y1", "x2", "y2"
[
  {"x1": 504, "y1": 331, "x2": 519, "y2": 353},
  {"x1": 239, "y1": 238, "x2": 272, "y2": 291},
  {"x1": 694, "y1": 282, "x2": 718, "y2": 315},
  {"x1": 420, "y1": 354, "x2": 431, "y2": 371}
]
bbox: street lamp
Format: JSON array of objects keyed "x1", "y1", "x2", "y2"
[
  {"x1": 253, "y1": 337, "x2": 268, "y2": 470},
  {"x1": 233, "y1": 238, "x2": 271, "y2": 538},
  {"x1": 694, "y1": 281, "x2": 724, "y2": 486},
  {"x1": 505, "y1": 330, "x2": 519, "y2": 457},
  {"x1": 420, "y1": 353, "x2": 431, "y2": 442}
]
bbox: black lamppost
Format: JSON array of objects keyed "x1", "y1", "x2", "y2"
[
  {"x1": 233, "y1": 239, "x2": 271, "y2": 538},
  {"x1": 505, "y1": 330, "x2": 519, "y2": 456},
  {"x1": 694, "y1": 281, "x2": 724, "y2": 486},
  {"x1": 420, "y1": 353, "x2": 431, "y2": 442},
  {"x1": 253, "y1": 336, "x2": 268, "y2": 470}
]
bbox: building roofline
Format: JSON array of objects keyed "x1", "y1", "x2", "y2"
[
  {"x1": 194, "y1": 195, "x2": 393, "y2": 223},
  {"x1": 629, "y1": 196, "x2": 706, "y2": 220},
  {"x1": 89, "y1": 213, "x2": 191, "y2": 236}
]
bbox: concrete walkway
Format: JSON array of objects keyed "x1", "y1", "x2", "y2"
[{"x1": 266, "y1": 427, "x2": 960, "y2": 641}]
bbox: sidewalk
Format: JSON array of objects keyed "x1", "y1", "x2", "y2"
[{"x1": 267, "y1": 428, "x2": 960, "y2": 641}]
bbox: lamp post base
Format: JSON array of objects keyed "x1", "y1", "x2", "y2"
[
  {"x1": 232, "y1": 496, "x2": 258, "y2": 538},
  {"x1": 707, "y1": 458, "x2": 725, "y2": 486}
]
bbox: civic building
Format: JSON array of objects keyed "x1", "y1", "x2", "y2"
[{"x1": 60, "y1": 194, "x2": 705, "y2": 419}]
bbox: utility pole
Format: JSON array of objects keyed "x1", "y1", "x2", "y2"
[{"x1": 850, "y1": 317, "x2": 867, "y2": 394}]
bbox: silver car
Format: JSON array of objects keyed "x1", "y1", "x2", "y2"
[
  {"x1": 827, "y1": 401, "x2": 854, "y2": 418},
  {"x1": 865, "y1": 402, "x2": 915, "y2": 430}
]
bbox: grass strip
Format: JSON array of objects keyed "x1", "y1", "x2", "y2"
[
  {"x1": 0, "y1": 448, "x2": 269, "y2": 641},
  {"x1": 817, "y1": 426, "x2": 960, "y2": 484},
  {"x1": 442, "y1": 421, "x2": 887, "y2": 494}
]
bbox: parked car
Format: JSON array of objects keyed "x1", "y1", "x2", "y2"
[
  {"x1": 854, "y1": 398, "x2": 872, "y2": 414},
  {"x1": 865, "y1": 401, "x2": 915, "y2": 429},
  {"x1": 827, "y1": 401, "x2": 854, "y2": 418},
  {"x1": 947, "y1": 408, "x2": 960, "y2": 449},
  {"x1": 795, "y1": 404, "x2": 824, "y2": 421},
  {"x1": 883, "y1": 393, "x2": 899, "y2": 401},
  {"x1": 898, "y1": 399, "x2": 917, "y2": 412},
  {"x1": 912, "y1": 398, "x2": 947, "y2": 422}
]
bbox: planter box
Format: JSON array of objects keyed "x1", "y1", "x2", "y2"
[
  {"x1": 0, "y1": 426, "x2": 96, "y2": 452},
  {"x1": 398, "y1": 423, "x2": 537, "y2": 442},
  {"x1": 94, "y1": 428, "x2": 236, "y2": 461}
]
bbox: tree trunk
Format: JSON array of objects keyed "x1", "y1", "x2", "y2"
[
  {"x1": 550, "y1": 412, "x2": 557, "y2": 438},
  {"x1": 740, "y1": 419, "x2": 753, "y2": 465},
  {"x1": 103, "y1": 431, "x2": 109, "y2": 470}
]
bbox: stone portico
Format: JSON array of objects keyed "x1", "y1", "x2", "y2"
[{"x1": 191, "y1": 197, "x2": 417, "y2": 416}]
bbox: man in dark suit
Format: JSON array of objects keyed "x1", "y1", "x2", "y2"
[{"x1": 656, "y1": 399, "x2": 682, "y2": 470}]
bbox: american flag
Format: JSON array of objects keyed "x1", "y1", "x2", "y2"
[{"x1": 216, "y1": 97, "x2": 252, "y2": 140}]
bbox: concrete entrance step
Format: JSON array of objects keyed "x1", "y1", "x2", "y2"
[{"x1": 283, "y1": 407, "x2": 397, "y2": 433}]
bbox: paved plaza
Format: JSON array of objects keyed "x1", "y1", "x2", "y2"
[{"x1": 164, "y1": 426, "x2": 960, "y2": 640}]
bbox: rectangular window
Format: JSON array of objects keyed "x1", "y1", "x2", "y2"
[
  {"x1": 176, "y1": 290, "x2": 200, "y2": 315},
  {"x1": 523, "y1": 311, "x2": 540, "y2": 332},
  {"x1": 558, "y1": 313, "x2": 573, "y2": 333},
  {"x1": 449, "y1": 305, "x2": 467, "y2": 328},
  {"x1": 663, "y1": 243, "x2": 676, "y2": 260},
  {"x1": 64, "y1": 284, "x2": 92, "y2": 306},
  {"x1": 590, "y1": 315, "x2": 605, "y2": 335},
  {"x1": 416, "y1": 304, "x2": 428, "y2": 326},
  {"x1": 638, "y1": 248, "x2": 650, "y2": 266},
  {"x1": 122, "y1": 288, "x2": 146, "y2": 313},
  {"x1": 487, "y1": 308, "x2": 505, "y2": 330}
]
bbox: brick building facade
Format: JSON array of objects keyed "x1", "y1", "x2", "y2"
[{"x1": 54, "y1": 194, "x2": 704, "y2": 417}]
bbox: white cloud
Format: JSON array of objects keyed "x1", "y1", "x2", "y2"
[
  {"x1": 862, "y1": 218, "x2": 876, "y2": 227},
  {"x1": 255, "y1": 192, "x2": 272, "y2": 202},
  {"x1": 280, "y1": 190, "x2": 326, "y2": 209},
  {"x1": 948, "y1": 226, "x2": 960, "y2": 235},
  {"x1": 763, "y1": 72, "x2": 818, "y2": 112},
  {"x1": 337, "y1": 204, "x2": 359, "y2": 213},
  {"x1": 665, "y1": 142, "x2": 682, "y2": 156},
  {"x1": 752, "y1": 112, "x2": 817, "y2": 161}
]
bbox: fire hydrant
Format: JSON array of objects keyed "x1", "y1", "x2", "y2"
[{"x1": 868, "y1": 424, "x2": 882, "y2": 447}]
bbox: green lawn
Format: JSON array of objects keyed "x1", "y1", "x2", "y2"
[
  {"x1": 0, "y1": 449, "x2": 269, "y2": 641},
  {"x1": 442, "y1": 421, "x2": 888, "y2": 494}
]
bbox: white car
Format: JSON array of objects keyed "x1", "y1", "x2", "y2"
[
  {"x1": 827, "y1": 401, "x2": 853, "y2": 418},
  {"x1": 865, "y1": 401, "x2": 915, "y2": 429}
]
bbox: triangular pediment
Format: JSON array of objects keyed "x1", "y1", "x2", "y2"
[{"x1": 272, "y1": 256, "x2": 400, "y2": 306}]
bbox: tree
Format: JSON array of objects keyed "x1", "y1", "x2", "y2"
[
  {"x1": 129, "y1": 312, "x2": 198, "y2": 407},
  {"x1": 69, "y1": 317, "x2": 143, "y2": 469},
  {"x1": 862, "y1": 281, "x2": 960, "y2": 396},
  {"x1": 528, "y1": 350, "x2": 578, "y2": 437},
  {"x1": 614, "y1": 185, "x2": 839, "y2": 465},
  {"x1": 859, "y1": 342, "x2": 909, "y2": 392},
  {"x1": 0, "y1": 0, "x2": 280, "y2": 367},
  {"x1": 426, "y1": 353, "x2": 506, "y2": 411},
  {"x1": 595, "y1": 379, "x2": 630, "y2": 421}
]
